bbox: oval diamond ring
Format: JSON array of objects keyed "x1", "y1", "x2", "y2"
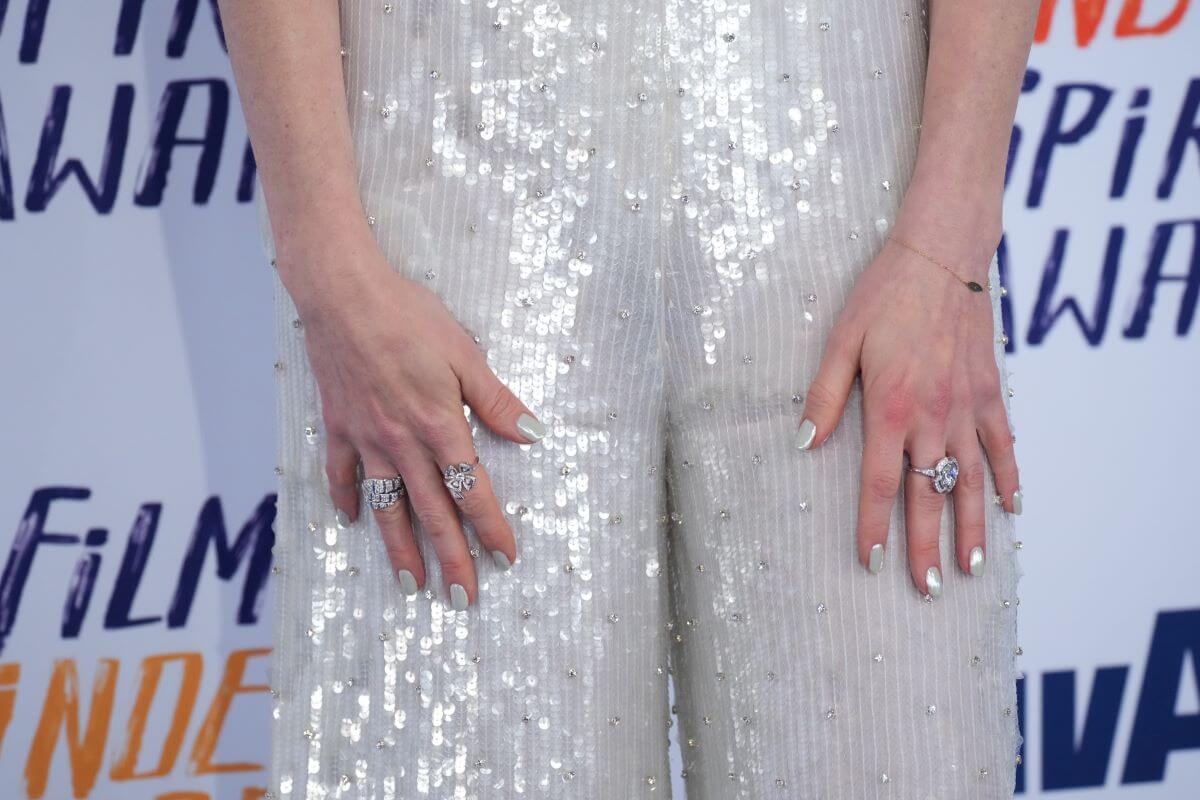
[{"x1": 906, "y1": 455, "x2": 960, "y2": 494}]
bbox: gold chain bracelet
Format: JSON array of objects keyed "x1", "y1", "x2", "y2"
[{"x1": 888, "y1": 235, "x2": 991, "y2": 294}]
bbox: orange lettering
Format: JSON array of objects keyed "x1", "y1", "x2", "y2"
[
  {"x1": 111, "y1": 652, "x2": 204, "y2": 781},
  {"x1": 0, "y1": 663, "x2": 20, "y2": 758},
  {"x1": 1035, "y1": 0, "x2": 1058, "y2": 42},
  {"x1": 190, "y1": 648, "x2": 270, "y2": 774},
  {"x1": 1116, "y1": 0, "x2": 1189, "y2": 36},
  {"x1": 156, "y1": 793, "x2": 208, "y2": 800},
  {"x1": 1035, "y1": 0, "x2": 1190, "y2": 44},
  {"x1": 25, "y1": 658, "x2": 119, "y2": 798},
  {"x1": 242, "y1": 789, "x2": 268, "y2": 800},
  {"x1": 1035, "y1": 0, "x2": 1113, "y2": 46}
]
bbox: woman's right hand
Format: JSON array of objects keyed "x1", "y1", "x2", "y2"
[{"x1": 287, "y1": 246, "x2": 545, "y2": 610}]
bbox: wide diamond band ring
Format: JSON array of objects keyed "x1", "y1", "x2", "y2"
[
  {"x1": 906, "y1": 455, "x2": 960, "y2": 494},
  {"x1": 442, "y1": 456, "x2": 481, "y2": 501},
  {"x1": 361, "y1": 475, "x2": 407, "y2": 510}
]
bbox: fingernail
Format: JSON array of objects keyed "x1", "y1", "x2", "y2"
[
  {"x1": 925, "y1": 565, "x2": 943, "y2": 598},
  {"x1": 516, "y1": 413, "x2": 547, "y2": 442},
  {"x1": 868, "y1": 543, "x2": 885, "y2": 574},
  {"x1": 492, "y1": 550, "x2": 512, "y2": 570},
  {"x1": 335, "y1": 509, "x2": 351, "y2": 529},
  {"x1": 969, "y1": 546, "x2": 986, "y2": 577},
  {"x1": 449, "y1": 583, "x2": 469, "y2": 611},
  {"x1": 796, "y1": 419, "x2": 817, "y2": 450},
  {"x1": 1012, "y1": 490, "x2": 1023, "y2": 515},
  {"x1": 396, "y1": 569, "x2": 418, "y2": 596}
]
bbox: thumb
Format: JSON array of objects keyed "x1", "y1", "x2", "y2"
[
  {"x1": 798, "y1": 323, "x2": 862, "y2": 450},
  {"x1": 456, "y1": 354, "x2": 546, "y2": 445}
]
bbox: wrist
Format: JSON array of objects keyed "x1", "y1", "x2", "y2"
[
  {"x1": 891, "y1": 177, "x2": 1003, "y2": 281},
  {"x1": 272, "y1": 217, "x2": 393, "y2": 321}
]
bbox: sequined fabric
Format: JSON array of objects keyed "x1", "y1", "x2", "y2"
[{"x1": 259, "y1": 1, "x2": 1023, "y2": 797}]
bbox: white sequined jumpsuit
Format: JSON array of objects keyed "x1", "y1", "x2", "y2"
[{"x1": 260, "y1": 1, "x2": 1024, "y2": 798}]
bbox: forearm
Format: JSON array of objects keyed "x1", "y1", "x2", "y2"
[
  {"x1": 894, "y1": 0, "x2": 1040, "y2": 276},
  {"x1": 218, "y1": 0, "x2": 381, "y2": 310}
]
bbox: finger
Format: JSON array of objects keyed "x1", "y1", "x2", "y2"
[
  {"x1": 977, "y1": 395, "x2": 1022, "y2": 515},
  {"x1": 392, "y1": 423, "x2": 478, "y2": 610},
  {"x1": 798, "y1": 319, "x2": 863, "y2": 450},
  {"x1": 948, "y1": 422, "x2": 988, "y2": 577},
  {"x1": 360, "y1": 445, "x2": 424, "y2": 596},
  {"x1": 325, "y1": 432, "x2": 361, "y2": 525},
  {"x1": 855, "y1": 382, "x2": 907, "y2": 574},
  {"x1": 425, "y1": 414, "x2": 516, "y2": 572},
  {"x1": 905, "y1": 434, "x2": 949, "y2": 599},
  {"x1": 454, "y1": 349, "x2": 546, "y2": 445}
]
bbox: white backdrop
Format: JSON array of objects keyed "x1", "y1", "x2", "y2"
[{"x1": 1, "y1": 1, "x2": 1196, "y2": 797}]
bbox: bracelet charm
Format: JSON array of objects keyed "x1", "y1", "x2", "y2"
[{"x1": 889, "y1": 235, "x2": 991, "y2": 294}]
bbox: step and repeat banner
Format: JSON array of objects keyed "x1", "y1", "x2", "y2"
[{"x1": 0, "y1": 1, "x2": 1196, "y2": 798}]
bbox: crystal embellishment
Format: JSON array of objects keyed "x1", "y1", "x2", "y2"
[
  {"x1": 442, "y1": 460, "x2": 480, "y2": 501},
  {"x1": 932, "y1": 456, "x2": 960, "y2": 494}
]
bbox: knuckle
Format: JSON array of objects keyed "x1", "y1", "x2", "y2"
[
  {"x1": 996, "y1": 464, "x2": 1021, "y2": 490},
  {"x1": 480, "y1": 380, "x2": 519, "y2": 421},
  {"x1": 979, "y1": 395, "x2": 1010, "y2": 430},
  {"x1": 913, "y1": 488, "x2": 946, "y2": 513},
  {"x1": 448, "y1": 328, "x2": 480, "y2": 361},
  {"x1": 436, "y1": 551, "x2": 473, "y2": 577},
  {"x1": 909, "y1": 538, "x2": 940, "y2": 562},
  {"x1": 372, "y1": 501, "x2": 406, "y2": 525},
  {"x1": 984, "y1": 390, "x2": 1013, "y2": 421},
  {"x1": 985, "y1": 426, "x2": 1018, "y2": 465},
  {"x1": 471, "y1": 509, "x2": 512, "y2": 544},
  {"x1": 868, "y1": 472, "x2": 901, "y2": 501},
  {"x1": 879, "y1": 380, "x2": 915, "y2": 428},
  {"x1": 415, "y1": 508, "x2": 460, "y2": 538},
  {"x1": 322, "y1": 414, "x2": 349, "y2": 440},
  {"x1": 975, "y1": 369, "x2": 1004, "y2": 401},
  {"x1": 960, "y1": 460, "x2": 987, "y2": 492},
  {"x1": 856, "y1": 525, "x2": 886, "y2": 551},
  {"x1": 924, "y1": 377, "x2": 953, "y2": 422},
  {"x1": 325, "y1": 458, "x2": 358, "y2": 487},
  {"x1": 413, "y1": 409, "x2": 460, "y2": 450},
  {"x1": 455, "y1": 490, "x2": 492, "y2": 520},
  {"x1": 957, "y1": 522, "x2": 986, "y2": 545},
  {"x1": 374, "y1": 420, "x2": 414, "y2": 454},
  {"x1": 803, "y1": 379, "x2": 839, "y2": 416},
  {"x1": 382, "y1": 537, "x2": 416, "y2": 566},
  {"x1": 477, "y1": 523, "x2": 513, "y2": 548}
]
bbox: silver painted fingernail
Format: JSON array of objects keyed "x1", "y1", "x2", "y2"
[
  {"x1": 450, "y1": 583, "x2": 469, "y2": 611},
  {"x1": 335, "y1": 509, "x2": 351, "y2": 528},
  {"x1": 1012, "y1": 490, "x2": 1023, "y2": 515},
  {"x1": 868, "y1": 543, "x2": 885, "y2": 574},
  {"x1": 396, "y1": 569, "x2": 418, "y2": 596},
  {"x1": 969, "y1": 546, "x2": 986, "y2": 577},
  {"x1": 796, "y1": 419, "x2": 817, "y2": 450},
  {"x1": 925, "y1": 565, "x2": 943, "y2": 598},
  {"x1": 492, "y1": 550, "x2": 512, "y2": 570},
  {"x1": 516, "y1": 413, "x2": 547, "y2": 442}
]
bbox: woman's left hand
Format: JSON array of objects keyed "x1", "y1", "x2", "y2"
[{"x1": 796, "y1": 226, "x2": 1022, "y2": 599}]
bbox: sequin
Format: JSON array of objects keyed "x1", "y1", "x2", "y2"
[{"x1": 260, "y1": 1, "x2": 1023, "y2": 797}]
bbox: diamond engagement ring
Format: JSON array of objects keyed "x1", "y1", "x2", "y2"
[
  {"x1": 442, "y1": 456, "x2": 481, "y2": 501},
  {"x1": 361, "y1": 475, "x2": 407, "y2": 510},
  {"x1": 906, "y1": 455, "x2": 960, "y2": 494}
]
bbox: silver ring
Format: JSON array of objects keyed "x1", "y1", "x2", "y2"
[
  {"x1": 361, "y1": 475, "x2": 406, "y2": 510},
  {"x1": 906, "y1": 455, "x2": 960, "y2": 494},
  {"x1": 442, "y1": 455, "x2": 481, "y2": 501}
]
